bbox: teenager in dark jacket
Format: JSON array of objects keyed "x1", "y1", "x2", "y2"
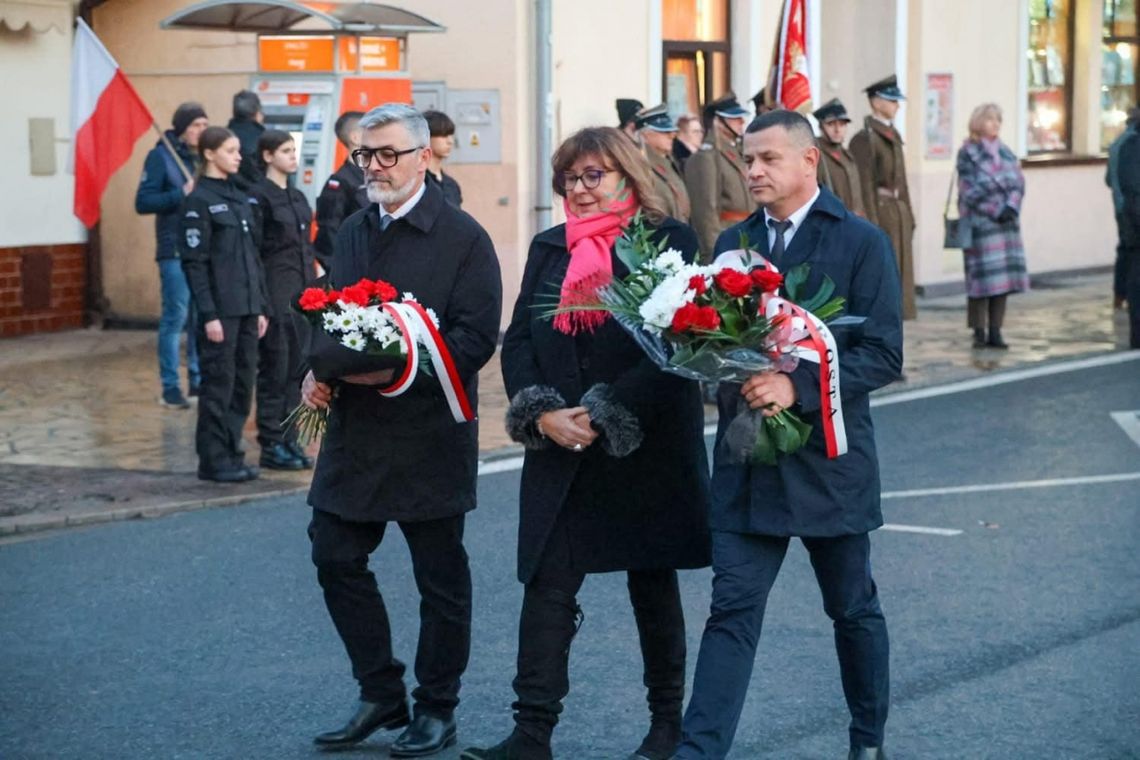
[
  {"x1": 228, "y1": 89, "x2": 265, "y2": 192},
  {"x1": 250, "y1": 130, "x2": 318, "y2": 470},
  {"x1": 179, "y1": 126, "x2": 270, "y2": 482},
  {"x1": 314, "y1": 110, "x2": 368, "y2": 270},
  {"x1": 135, "y1": 102, "x2": 207, "y2": 408},
  {"x1": 424, "y1": 110, "x2": 463, "y2": 208}
]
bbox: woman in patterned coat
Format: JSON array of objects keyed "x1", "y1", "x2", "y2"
[{"x1": 957, "y1": 103, "x2": 1029, "y2": 349}]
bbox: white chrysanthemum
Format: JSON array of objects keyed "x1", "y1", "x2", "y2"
[
  {"x1": 323, "y1": 311, "x2": 342, "y2": 332},
  {"x1": 374, "y1": 326, "x2": 401, "y2": 349},
  {"x1": 340, "y1": 331, "x2": 366, "y2": 351},
  {"x1": 358, "y1": 306, "x2": 390, "y2": 335},
  {"x1": 650, "y1": 248, "x2": 686, "y2": 274},
  {"x1": 639, "y1": 270, "x2": 697, "y2": 335}
]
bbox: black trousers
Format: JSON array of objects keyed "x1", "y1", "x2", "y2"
[
  {"x1": 677, "y1": 531, "x2": 889, "y2": 758},
  {"x1": 1125, "y1": 245, "x2": 1140, "y2": 348},
  {"x1": 308, "y1": 508, "x2": 472, "y2": 718},
  {"x1": 256, "y1": 308, "x2": 307, "y2": 446},
  {"x1": 511, "y1": 515, "x2": 687, "y2": 746},
  {"x1": 195, "y1": 315, "x2": 259, "y2": 473}
]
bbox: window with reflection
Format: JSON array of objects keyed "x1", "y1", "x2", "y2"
[
  {"x1": 662, "y1": 0, "x2": 731, "y2": 120},
  {"x1": 1104, "y1": 0, "x2": 1140, "y2": 150},
  {"x1": 1026, "y1": 0, "x2": 1074, "y2": 153}
]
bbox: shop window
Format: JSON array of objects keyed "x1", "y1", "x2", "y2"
[
  {"x1": 1103, "y1": 0, "x2": 1140, "y2": 150},
  {"x1": 1026, "y1": 0, "x2": 1075, "y2": 153},
  {"x1": 662, "y1": 0, "x2": 731, "y2": 118}
]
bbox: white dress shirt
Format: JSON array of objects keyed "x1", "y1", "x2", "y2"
[
  {"x1": 378, "y1": 179, "x2": 427, "y2": 228},
  {"x1": 763, "y1": 187, "x2": 821, "y2": 251}
]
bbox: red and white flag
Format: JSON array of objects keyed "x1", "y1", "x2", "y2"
[
  {"x1": 70, "y1": 18, "x2": 153, "y2": 228},
  {"x1": 773, "y1": 0, "x2": 813, "y2": 113}
]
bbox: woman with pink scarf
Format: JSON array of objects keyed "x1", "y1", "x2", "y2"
[{"x1": 462, "y1": 128, "x2": 710, "y2": 760}]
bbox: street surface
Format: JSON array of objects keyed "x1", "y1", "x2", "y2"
[{"x1": 2, "y1": 355, "x2": 1138, "y2": 759}]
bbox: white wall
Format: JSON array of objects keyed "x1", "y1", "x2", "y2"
[{"x1": 0, "y1": 23, "x2": 87, "y2": 247}]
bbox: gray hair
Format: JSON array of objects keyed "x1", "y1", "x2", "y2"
[
  {"x1": 359, "y1": 103, "x2": 430, "y2": 147},
  {"x1": 232, "y1": 90, "x2": 261, "y2": 120}
]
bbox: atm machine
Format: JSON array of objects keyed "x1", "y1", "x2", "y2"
[{"x1": 161, "y1": 1, "x2": 445, "y2": 207}]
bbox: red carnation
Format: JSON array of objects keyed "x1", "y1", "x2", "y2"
[
  {"x1": 339, "y1": 285, "x2": 371, "y2": 307},
  {"x1": 688, "y1": 275, "x2": 708, "y2": 296},
  {"x1": 298, "y1": 287, "x2": 329, "y2": 311},
  {"x1": 671, "y1": 303, "x2": 722, "y2": 333},
  {"x1": 751, "y1": 269, "x2": 784, "y2": 292},
  {"x1": 713, "y1": 269, "x2": 753, "y2": 298},
  {"x1": 326, "y1": 289, "x2": 342, "y2": 303},
  {"x1": 372, "y1": 279, "x2": 398, "y2": 302},
  {"x1": 352, "y1": 277, "x2": 375, "y2": 293}
]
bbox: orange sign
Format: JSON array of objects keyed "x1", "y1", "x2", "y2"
[
  {"x1": 338, "y1": 36, "x2": 401, "y2": 73},
  {"x1": 332, "y1": 77, "x2": 414, "y2": 168},
  {"x1": 258, "y1": 36, "x2": 335, "y2": 72}
]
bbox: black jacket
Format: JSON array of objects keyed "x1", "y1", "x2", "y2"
[
  {"x1": 427, "y1": 170, "x2": 463, "y2": 208},
  {"x1": 711, "y1": 187, "x2": 903, "y2": 536},
  {"x1": 227, "y1": 117, "x2": 266, "y2": 191},
  {"x1": 249, "y1": 176, "x2": 317, "y2": 316},
  {"x1": 134, "y1": 133, "x2": 197, "y2": 260},
  {"x1": 501, "y1": 217, "x2": 711, "y2": 583},
  {"x1": 307, "y1": 180, "x2": 503, "y2": 523},
  {"x1": 314, "y1": 160, "x2": 369, "y2": 269},
  {"x1": 178, "y1": 177, "x2": 270, "y2": 323}
]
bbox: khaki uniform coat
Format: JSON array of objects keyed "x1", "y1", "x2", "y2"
[
  {"x1": 817, "y1": 137, "x2": 870, "y2": 221},
  {"x1": 646, "y1": 148, "x2": 691, "y2": 223},
  {"x1": 850, "y1": 117, "x2": 917, "y2": 319},
  {"x1": 684, "y1": 130, "x2": 751, "y2": 262}
]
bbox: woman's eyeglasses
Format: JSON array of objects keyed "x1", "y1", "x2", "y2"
[
  {"x1": 351, "y1": 146, "x2": 421, "y2": 169},
  {"x1": 559, "y1": 168, "x2": 614, "y2": 191}
]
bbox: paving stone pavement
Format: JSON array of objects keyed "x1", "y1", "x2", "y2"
[{"x1": 0, "y1": 272, "x2": 1130, "y2": 535}]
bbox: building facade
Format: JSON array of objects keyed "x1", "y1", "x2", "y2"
[{"x1": 0, "y1": 0, "x2": 1123, "y2": 334}]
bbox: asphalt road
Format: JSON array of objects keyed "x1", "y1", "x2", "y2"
[{"x1": 2, "y1": 355, "x2": 1138, "y2": 759}]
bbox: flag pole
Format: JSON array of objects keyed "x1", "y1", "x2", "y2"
[{"x1": 152, "y1": 124, "x2": 194, "y2": 183}]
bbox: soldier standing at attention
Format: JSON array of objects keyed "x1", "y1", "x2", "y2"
[
  {"x1": 684, "y1": 93, "x2": 752, "y2": 262},
  {"x1": 814, "y1": 98, "x2": 870, "y2": 220},
  {"x1": 637, "y1": 104, "x2": 691, "y2": 223},
  {"x1": 617, "y1": 98, "x2": 644, "y2": 146},
  {"x1": 314, "y1": 111, "x2": 367, "y2": 271},
  {"x1": 850, "y1": 75, "x2": 917, "y2": 320}
]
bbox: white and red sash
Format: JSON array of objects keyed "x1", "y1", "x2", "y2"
[{"x1": 377, "y1": 301, "x2": 475, "y2": 424}]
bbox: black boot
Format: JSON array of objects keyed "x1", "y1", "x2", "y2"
[
  {"x1": 459, "y1": 730, "x2": 552, "y2": 760},
  {"x1": 628, "y1": 571, "x2": 686, "y2": 760},
  {"x1": 987, "y1": 328, "x2": 1009, "y2": 349},
  {"x1": 972, "y1": 328, "x2": 986, "y2": 348}
]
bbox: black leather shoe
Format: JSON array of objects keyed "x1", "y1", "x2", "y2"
[
  {"x1": 313, "y1": 700, "x2": 410, "y2": 750},
  {"x1": 629, "y1": 719, "x2": 681, "y2": 759},
  {"x1": 848, "y1": 747, "x2": 887, "y2": 760},
  {"x1": 987, "y1": 329, "x2": 1009, "y2": 349},
  {"x1": 972, "y1": 328, "x2": 986, "y2": 348},
  {"x1": 285, "y1": 440, "x2": 314, "y2": 468},
  {"x1": 391, "y1": 714, "x2": 457, "y2": 757},
  {"x1": 197, "y1": 466, "x2": 256, "y2": 483},
  {"x1": 460, "y1": 732, "x2": 553, "y2": 760},
  {"x1": 259, "y1": 442, "x2": 306, "y2": 470}
]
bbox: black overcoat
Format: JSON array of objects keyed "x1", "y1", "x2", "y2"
[
  {"x1": 250, "y1": 176, "x2": 317, "y2": 317},
  {"x1": 306, "y1": 180, "x2": 502, "y2": 523},
  {"x1": 501, "y1": 217, "x2": 711, "y2": 584},
  {"x1": 710, "y1": 187, "x2": 903, "y2": 537}
]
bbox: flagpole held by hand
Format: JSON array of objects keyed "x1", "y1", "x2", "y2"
[{"x1": 153, "y1": 123, "x2": 194, "y2": 185}]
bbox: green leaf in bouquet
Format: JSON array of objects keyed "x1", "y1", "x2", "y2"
[
  {"x1": 768, "y1": 414, "x2": 795, "y2": 453},
  {"x1": 785, "y1": 411, "x2": 813, "y2": 449},
  {"x1": 810, "y1": 296, "x2": 847, "y2": 323},
  {"x1": 738, "y1": 230, "x2": 751, "y2": 251},
  {"x1": 798, "y1": 275, "x2": 836, "y2": 313},
  {"x1": 751, "y1": 417, "x2": 777, "y2": 466},
  {"x1": 783, "y1": 264, "x2": 810, "y2": 302}
]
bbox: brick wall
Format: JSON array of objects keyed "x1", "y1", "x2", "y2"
[{"x1": 0, "y1": 244, "x2": 87, "y2": 337}]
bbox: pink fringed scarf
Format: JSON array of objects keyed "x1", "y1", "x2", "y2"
[{"x1": 553, "y1": 195, "x2": 638, "y2": 335}]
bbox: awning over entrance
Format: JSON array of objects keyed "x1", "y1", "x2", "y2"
[
  {"x1": 159, "y1": 1, "x2": 445, "y2": 35},
  {"x1": 0, "y1": 0, "x2": 71, "y2": 34}
]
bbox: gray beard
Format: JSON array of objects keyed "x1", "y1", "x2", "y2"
[{"x1": 367, "y1": 174, "x2": 419, "y2": 207}]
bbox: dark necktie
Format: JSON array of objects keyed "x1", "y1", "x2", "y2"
[
  {"x1": 768, "y1": 218, "x2": 793, "y2": 265},
  {"x1": 379, "y1": 213, "x2": 394, "y2": 232}
]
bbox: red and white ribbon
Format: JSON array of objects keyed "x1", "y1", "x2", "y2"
[
  {"x1": 714, "y1": 250, "x2": 848, "y2": 459},
  {"x1": 377, "y1": 301, "x2": 475, "y2": 424}
]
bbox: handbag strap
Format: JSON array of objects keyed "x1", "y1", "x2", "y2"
[{"x1": 944, "y1": 167, "x2": 958, "y2": 219}]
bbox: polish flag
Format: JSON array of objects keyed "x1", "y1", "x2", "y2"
[{"x1": 70, "y1": 18, "x2": 153, "y2": 228}]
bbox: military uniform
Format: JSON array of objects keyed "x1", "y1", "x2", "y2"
[
  {"x1": 314, "y1": 159, "x2": 369, "y2": 270},
  {"x1": 849, "y1": 75, "x2": 916, "y2": 319},
  {"x1": 684, "y1": 94, "x2": 752, "y2": 261},
  {"x1": 812, "y1": 99, "x2": 870, "y2": 221},
  {"x1": 635, "y1": 103, "x2": 691, "y2": 222}
]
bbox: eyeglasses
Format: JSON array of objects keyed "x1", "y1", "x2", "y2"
[
  {"x1": 351, "y1": 146, "x2": 422, "y2": 169},
  {"x1": 559, "y1": 168, "x2": 615, "y2": 191}
]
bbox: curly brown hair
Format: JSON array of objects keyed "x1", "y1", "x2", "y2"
[{"x1": 551, "y1": 127, "x2": 667, "y2": 224}]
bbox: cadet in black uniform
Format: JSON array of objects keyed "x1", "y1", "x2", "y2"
[
  {"x1": 251, "y1": 129, "x2": 318, "y2": 471},
  {"x1": 314, "y1": 110, "x2": 368, "y2": 270},
  {"x1": 424, "y1": 109, "x2": 464, "y2": 208},
  {"x1": 180, "y1": 126, "x2": 270, "y2": 483}
]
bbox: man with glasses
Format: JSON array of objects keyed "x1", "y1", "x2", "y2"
[{"x1": 301, "y1": 103, "x2": 503, "y2": 757}]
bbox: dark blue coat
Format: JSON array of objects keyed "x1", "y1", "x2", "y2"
[
  {"x1": 134, "y1": 133, "x2": 196, "y2": 260},
  {"x1": 710, "y1": 187, "x2": 903, "y2": 537}
]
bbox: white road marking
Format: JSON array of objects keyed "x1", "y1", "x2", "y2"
[
  {"x1": 881, "y1": 472, "x2": 1140, "y2": 499},
  {"x1": 1111, "y1": 410, "x2": 1140, "y2": 449},
  {"x1": 478, "y1": 456, "x2": 525, "y2": 475},
  {"x1": 880, "y1": 523, "x2": 963, "y2": 536}
]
